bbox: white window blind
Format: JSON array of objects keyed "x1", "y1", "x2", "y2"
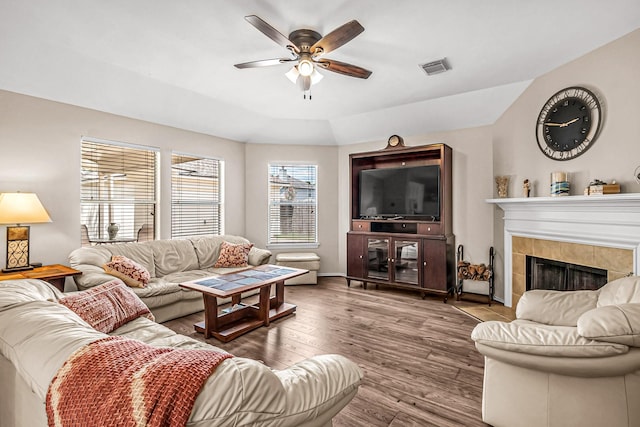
[
  {"x1": 171, "y1": 153, "x2": 223, "y2": 238},
  {"x1": 81, "y1": 138, "x2": 157, "y2": 245},
  {"x1": 268, "y1": 164, "x2": 317, "y2": 245}
]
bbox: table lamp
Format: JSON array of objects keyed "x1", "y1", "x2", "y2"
[{"x1": 0, "y1": 192, "x2": 52, "y2": 272}]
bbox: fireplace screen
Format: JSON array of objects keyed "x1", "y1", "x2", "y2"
[{"x1": 526, "y1": 256, "x2": 608, "y2": 291}]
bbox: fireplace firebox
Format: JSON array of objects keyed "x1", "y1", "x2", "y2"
[{"x1": 526, "y1": 256, "x2": 608, "y2": 291}]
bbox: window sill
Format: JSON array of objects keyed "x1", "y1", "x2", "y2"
[{"x1": 266, "y1": 243, "x2": 320, "y2": 250}]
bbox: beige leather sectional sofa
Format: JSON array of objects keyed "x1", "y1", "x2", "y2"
[
  {"x1": 0, "y1": 279, "x2": 363, "y2": 426},
  {"x1": 471, "y1": 276, "x2": 640, "y2": 427},
  {"x1": 69, "y1": 235, "x2": 272, "y2": 322}
]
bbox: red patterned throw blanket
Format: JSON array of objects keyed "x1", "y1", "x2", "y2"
[{"x1": 46, "y1": 336, "x2": 233, "y2": 427}]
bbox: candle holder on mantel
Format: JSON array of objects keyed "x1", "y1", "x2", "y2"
[
  {"x1": 495, "y1": 176, "x2": 509, "y2": 198},
  {"x1": 550, "y1": 172, "x2": 570, "y2": 197}
]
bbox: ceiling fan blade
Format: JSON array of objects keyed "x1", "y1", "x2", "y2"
[
  {"x1": 245, "y1": 15, "x2": 299, "y2": 53},
  {"x1": 315, "y1": 59, "x2": 372, "y2": 79},
  {"x1": 234, "y1": 58, "x2": 296, "y2": 69},
  {"x1": 311, "y1": 20, "x2": 364, "y2": 56}
]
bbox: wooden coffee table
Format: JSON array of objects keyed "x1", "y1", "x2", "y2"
[{"x1": 180, "y1": 264, "x2": 308, "y2": 342}]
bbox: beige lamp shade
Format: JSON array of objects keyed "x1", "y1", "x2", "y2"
[{"x1": 0, "y1": 193, "x2": 52, "y2": 224}]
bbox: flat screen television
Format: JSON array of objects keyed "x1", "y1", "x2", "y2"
[{"x1": 359, "y1": 165, "x2": 440, "y2": 220}]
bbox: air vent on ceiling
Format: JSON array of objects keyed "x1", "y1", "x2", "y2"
[{"x1": 420, "y1": 58, "x2": 449, "y2": 76}]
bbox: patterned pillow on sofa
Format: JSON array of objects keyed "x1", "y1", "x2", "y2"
[
  {"x1": 59, "y1": 279, "x2": 154, "y2": 333},
  {"x1": 214, "y1": 242, "x2": 254, "y2": 268},
  {"x1": 103, "y1": 255, "x2": 150, "y2": 288}
]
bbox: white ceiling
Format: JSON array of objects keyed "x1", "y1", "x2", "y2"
[{"x1": 1, "y1": 0, "x2": 639, "y2": 145}]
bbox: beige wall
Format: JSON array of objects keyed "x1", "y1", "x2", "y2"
[
  {"x1": 1, "y1": 28, "x2": 637, "y2": 299},
  {"x1": 0, "y1": 90, "x2": 247, "y2": 270},
  {"x1": 491, "y1": 28, "x2": 640, "y2": 300},
  {"x1": 244, "y1": 144, "x2": 340, "y2": 273},
  {"x1": 493, "y1": 29, "x2": 640, "y2": 196}
]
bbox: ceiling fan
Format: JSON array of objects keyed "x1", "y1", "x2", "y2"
[{"x1": 234, "y1": 15, "x2": 372, "y2": 98}]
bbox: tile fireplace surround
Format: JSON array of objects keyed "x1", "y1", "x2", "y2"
[{"x1": 488, "y1": 194, "x2": 640, "y2": 307}]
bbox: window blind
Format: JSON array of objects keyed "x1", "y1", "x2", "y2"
[
  {"x1": 171, "y1": 153, "x2": 223, "y2": 238},
  {"x1": 268, "y1": 164, "x2": 317, "y2": 245},
  {"x1": 80, "y1": 138, "x2": 157, "y2": 245}
]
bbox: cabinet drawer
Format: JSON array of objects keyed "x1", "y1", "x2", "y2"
[
  {"x1": 418, "y1": 223, "x2": 442, "y2": 235},
  {"x1": 352, "y1": 221, "x2": 370, "y2": 232}
]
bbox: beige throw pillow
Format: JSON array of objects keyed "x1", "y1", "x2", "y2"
[
  {"x1": 103, "y1": 255, "x2": 151, "y2": 288},
  {"x1": 214, "y1": 242, "x2": 253, "y2": 268}
]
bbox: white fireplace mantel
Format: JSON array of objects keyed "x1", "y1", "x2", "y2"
[{"x1": 487, "y1": 193, "x2": 640, "y2": 307}]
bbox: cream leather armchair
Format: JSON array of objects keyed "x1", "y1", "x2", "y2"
[{"x1": 471, "y1": 276, "x2": 640, "y2": 427}]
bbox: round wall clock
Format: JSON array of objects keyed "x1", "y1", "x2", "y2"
[{"x1": 535, "y1": 86, "x2": 602, "y2": 161}]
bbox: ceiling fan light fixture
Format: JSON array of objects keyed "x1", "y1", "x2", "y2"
[
  {"x1": 298, "y1": 58, "x2": 314, "y2": 77},
  {"x1": 310, "y1": 68, "x2": 323, "y2": 85},
  {"x1": 236, "y1": 16, "x2": 372, "y2": 95},
  {"x1": 285, "y1": 66, "x2": 300, "y2": 84}
]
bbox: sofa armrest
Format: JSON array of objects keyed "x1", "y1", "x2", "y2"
[
  {"x1": 578, "y1": 303, "x2": 640, "y2": 347},
  {"x1": 249, "y1": 247, "x2": 272, "y2": 266},
  {"x1": 190, "y1": 354, "x2": 362, "y2": 425},
  {"x1": 516, "y1": 289, "x2": 599, "y2": 326},
  {"x1": 273, "y1": 354, "x2": 363, "y2": 423},
  {"x1": 69, "y1": 246, "x2": 116, "y2": 290},
  {"x1": 471, "y1": 320, "x2": 628, "y2": 357}
]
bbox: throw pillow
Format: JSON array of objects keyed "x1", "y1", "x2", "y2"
[
  {"x1": 59, "y1": 279, "x2": 154, "y2": 333},
  {"x1": 214, "y1": 242, "x2": 254, "y2": 268},
  {"x1": 103, "y1": 255, "x2": 150, "y2": 288}
]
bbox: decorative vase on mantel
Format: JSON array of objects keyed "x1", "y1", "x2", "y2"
[{"x1": 107, "y1": 222, "x2": 119, "y2": 240}]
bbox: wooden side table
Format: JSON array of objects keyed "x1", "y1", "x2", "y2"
[{"x1": 0, "y1": 264, "x2": 82, "y2": 292}]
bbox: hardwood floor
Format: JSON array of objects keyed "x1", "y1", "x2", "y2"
[{"x1": 163, "y1": 277, "x2": 489, "y2": 426}]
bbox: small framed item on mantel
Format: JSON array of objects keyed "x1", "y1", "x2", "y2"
[
  {"x1": 584, "y1": 179, "x2": 621, "y2": 196},
  {"x1": 385, "y1": 135, "x2": 405, "y2": 149}
]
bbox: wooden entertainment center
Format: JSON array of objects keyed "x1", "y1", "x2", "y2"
[{"x1": 346, "y1": 143, "x2": 455, "y2": 300}]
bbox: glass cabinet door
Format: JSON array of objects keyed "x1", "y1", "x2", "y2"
[
  {"x1": 394, "y1": 240, "x2": 419, "y2": 285},
  {"x1": 367, "y1": 237, "x2": 390, "y2": 280}
]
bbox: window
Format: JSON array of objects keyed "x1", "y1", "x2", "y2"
[
  {"x1": 81, "y1": 137, "x2": 157, "y2": 245},
  {"x1": 171, "y1": 153, "x2": 223, "y2": 238},
  {"x1": 268, "y1": 164, "x2": 317, "y2": 245}
]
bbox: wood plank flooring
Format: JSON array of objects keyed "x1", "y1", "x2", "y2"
[{"x1": 163, "y1": 277, "x2": 489, "y2": 426}]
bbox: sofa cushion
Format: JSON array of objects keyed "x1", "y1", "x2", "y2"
[
  {"x1": 471, "y1": 319, "x2": 629, "y2": 357},
  {"x1": 105, "y1": 242, "x2": 156, "y2": 278},
  {"x1": 190, "y1": 235, "x2": 252, "y2": 269},
  {"x1": 578, "y1": 303, "x2": 640, "y2": 347},
  {"x1": 59, "y1": 279, "x2": 154, "y2": 333},
  {"x1": 103, "y1": 255, "x2": 151, "y2": 288},
  {"x1": 130, "y1": 278, "x2": 187, "y2": 298},
  {"x1": 214, "y1": 241, "x2": 253, "y2": 268},
  {"x1": 516, "y1": 289, "x2": 598, "y2": 326},
  {"x1": 0, "y1": 279, "x2": 61, "y2": 309},
  {"x1": 149, "y1": 239, "x2": 200, "y2": 277},
  {"x1": 598, "y1": 276, "x2": 640, "y2": 307},
  {"x1": 111, "y1": 316, "x2": 223, "y2": 351}
]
